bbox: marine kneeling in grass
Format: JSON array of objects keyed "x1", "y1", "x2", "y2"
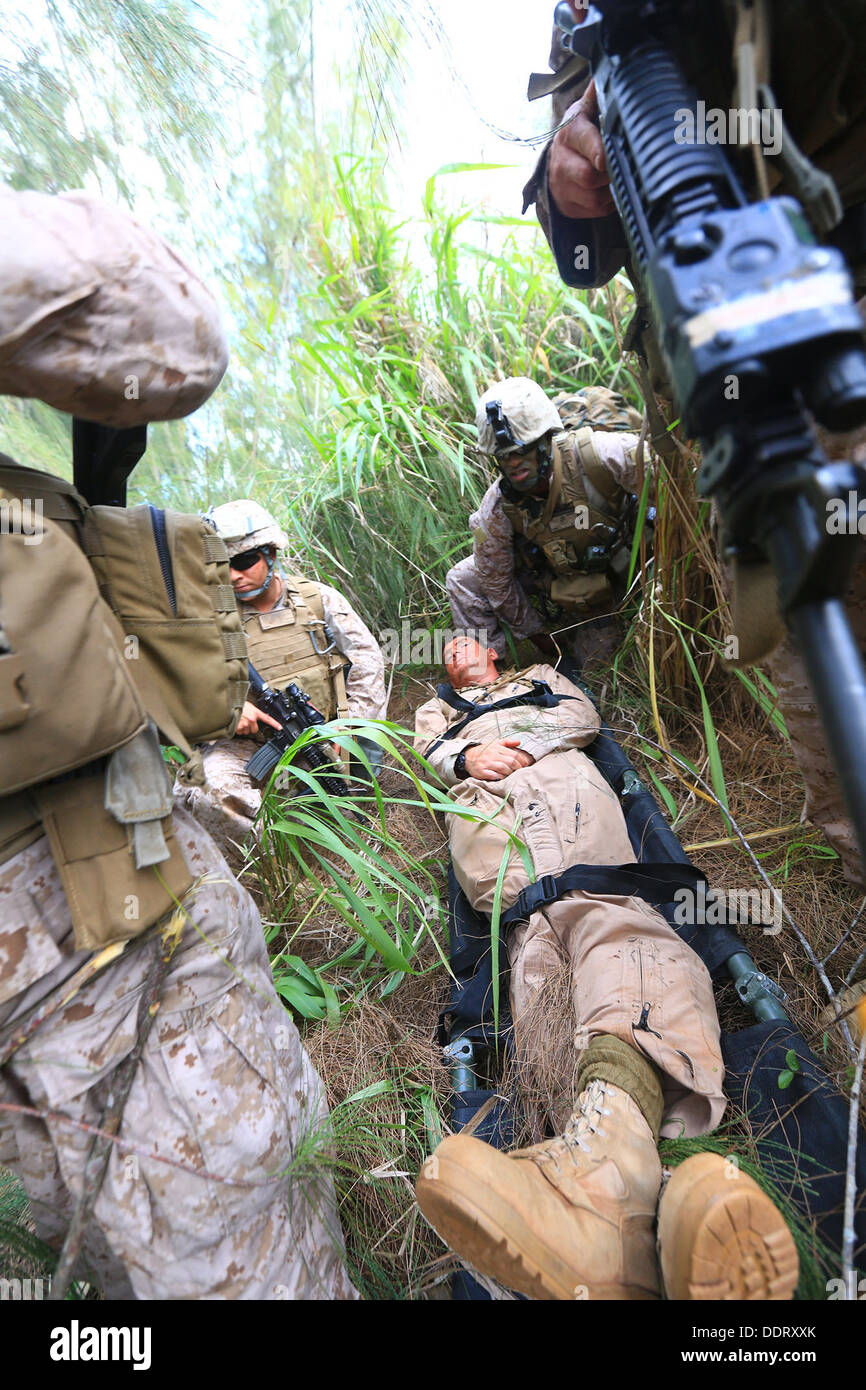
[
  {"x1": 414, "y1": 636, "x2": 798, "y2": 1301},
  {"x1": 179, "y1": 500, "x2": 388, "y2": 865}
]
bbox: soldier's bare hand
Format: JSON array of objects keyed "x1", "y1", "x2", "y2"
[
  {"x1": 236, "y1": 700, "x2": 282, "y2": 737},
  {"x1": 463, "y1": 738, "x2": 535, "y2": 781},
  {"x1": 548, "y1": 80, "x2": 616, "y2": 220}
]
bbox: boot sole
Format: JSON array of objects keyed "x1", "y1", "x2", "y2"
[
  {"x1": 658, "y1": 1153, "x2": 799, "y2": 1301},
  {"x1": 417, "y1": 1141, "x2": 657, "y2": 1301}
]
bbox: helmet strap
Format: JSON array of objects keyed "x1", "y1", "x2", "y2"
[{"x1": 243, "y1": 548, "x2": 278, "y2": 599}]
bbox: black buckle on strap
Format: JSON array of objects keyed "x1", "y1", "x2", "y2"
[{"x1": 512, "y1": 873, "x2": 560, "y2": 922}]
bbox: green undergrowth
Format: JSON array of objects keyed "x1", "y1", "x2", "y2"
[
  {"x1": 253, "y1": 716, "x2": 534, "y2": 1026},
  {"x1": 0, "y1": 1170, "x2": 94, "y2": 1297},
  {"x1": 253, "y1": 720, "x2": 452, "y2": 1020}
]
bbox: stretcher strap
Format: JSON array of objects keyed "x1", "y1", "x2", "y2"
[
  {"x1": 500, "y1": 861, "x2": 708, "y2": 927},
  {"x1": 426, "y1": 680, "x2": 579, "y2": 756}
]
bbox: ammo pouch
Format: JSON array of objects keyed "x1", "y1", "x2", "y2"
[
  {"x1": 242, "y1": 572, "x2": 348, "y2": 720},
  {"x1": 0, "y1": 459, "x2": 249, "y2": 948},
  {"x1": 549, "y1": 570, "x2": 613, "y2": 612},
  {"x1": 86, "y1": 503, "x2": 249, "y2": 772},
  {"x1": 32, "y1": 763, "x2": 194, "y2": 952}
]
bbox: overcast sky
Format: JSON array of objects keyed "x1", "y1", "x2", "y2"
[
  {"x1": 207, "y1": 0, "x2": 560, "y2": 225},
  {"x1": 0, "y1": 2, "x2": 562, "y2": 270},
  {"x1": 378, "y1": 1, "x2": 558, "y2": 220}
]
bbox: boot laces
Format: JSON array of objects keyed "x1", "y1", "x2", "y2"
[{"x1": 562, "y1": 1080, "x2": 615, "y2": 1157}]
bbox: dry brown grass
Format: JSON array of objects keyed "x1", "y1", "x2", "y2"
[
  {"x1": 303, "y1": 995, "x2": 455, "y2": 1299},
  {"x1": 505, "y1": 961, "x2": 582, "y2": 1141},
  {"x1": 605, "y1": 667, "x2": 866, "y2": 1122},
  {"x1": 672, "y1": 726, "x2": 864, "y2": 1085}
]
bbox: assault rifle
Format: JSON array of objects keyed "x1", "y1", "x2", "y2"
[
  {"x1": 555, "y1": 0, "x2": 866, "y2": 867},
  {"x1": 245, "y1": 663, "x2": 349, "y2": 800}
]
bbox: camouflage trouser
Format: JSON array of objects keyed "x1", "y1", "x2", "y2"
[
  {"x1": 446, "y1": 554, "x2": 620, "y2": 671},
  {"x1": 765, "y1": 551, "x2": 866, "y2": 890},
  {"x1": 0, "y1": 809, "x2": 358, "y2": 1300},
  {"x1": 176, "y1": 739, "x2": 262, "y2": 872}
]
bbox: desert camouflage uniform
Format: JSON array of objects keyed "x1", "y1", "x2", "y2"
[
  {"x1": 0, "y1": 810, "x2": 357, "y2": 1300},
  {"x1": 182, "y1": 580, "x2": 387, "y2": 865},
  {"x1": 415, "y1": 665, "x2": 725, "y2": 1137},
  {"x1": 0, "y1": 185, "x2": 228, "y2": 424},
  {"x1": 446, "y1": 429, "x2": 644, "y2": 670},
  {"x1": 0, "y1": 186, "x2": 356, "y2": 1299}
]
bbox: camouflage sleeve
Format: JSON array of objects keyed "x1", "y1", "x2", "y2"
[
  {"x1": 0, "y1": 187, "x2": 227, "y2": 425},
  {"x1": 470, "y1": 482, "x2": 545, "y2": 639},
  {"x1": 589, "y1": 429, "x2": 655, "y2": 497},
  {"x1": 318, "y1": 584, "x2": 388, "y2": 719}
]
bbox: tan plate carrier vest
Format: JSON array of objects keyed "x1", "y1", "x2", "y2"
[
  {"x1": 242, "y1": 574, "x2": 348, "y2": 720},
  {"x1": 0, "y1": 459, "x2": 248, "y2": 951},
  {"x1": 501, "y1": 429, "x2": 629, "y2": 613}
]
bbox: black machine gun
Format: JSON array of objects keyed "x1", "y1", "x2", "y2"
[
  {"x1": 555, "y1": 0, "x2": 866, "y2": 868},
  {"x1": 244, "y1": 663, "x2": 349, "y2": 800}
]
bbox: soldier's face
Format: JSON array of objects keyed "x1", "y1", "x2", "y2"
[
  {"x1": 229, "y1": 547, "x2": 271, "y2": 595},
  {"x1": 498, "y1": 445, "x2": 542, "y2": 492},
  {"x1": 444, "y1": 637, "x2": 498, "y2": 686}
]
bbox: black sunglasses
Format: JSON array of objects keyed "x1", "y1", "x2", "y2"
[{"x1": 230, "y1": 547, "x2": 264, "y2": 572}]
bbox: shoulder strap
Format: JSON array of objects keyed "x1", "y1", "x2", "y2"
[
  {"x1": 436, "y1": 677, "x2": 560, "y2": 713},
  {"x1": 331, "y1": 660, "x2": 349, "y2": 718},
  {"x1": 573, "y1": 426, "x2": 624, "y2": 510},
  {"x1": 0, "y1": 457, "x2": 88, "y2": 532},
  {"x1": 285, "y1": 572, "x2": 325, "y2": 622},
  {"x1": 539, "y1": 436, "x2": 565, "y2": 530},
  {"x1": 426, "y1": 679, "x2": 576, "y2": 756}
]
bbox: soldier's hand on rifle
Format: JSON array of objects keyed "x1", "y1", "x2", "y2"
[
  {"x1": 236, "y1": 700, "x2": 283, "y2": 737},
  {"x1": 549, "y1": 80, "x2": 616, "y2": 220},
  {"x1": 464, "y1": 738, "x2": 535, "y2": 781}
]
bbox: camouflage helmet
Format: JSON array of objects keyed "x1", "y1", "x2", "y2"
[
  {"x1": 475, "y1": 377, "x2": 562, "y2": 456},
  {"x1": 207, "y1": 499, "x2": 289, "y2": 558}
]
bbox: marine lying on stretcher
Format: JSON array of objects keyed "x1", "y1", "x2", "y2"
[{"x1": 413, "y1": 636, "x2": 799, "y2": 1301}]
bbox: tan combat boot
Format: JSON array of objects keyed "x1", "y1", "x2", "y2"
[
  {"x1": 416, "y1": 1079, "x2": 662, "y2": 1300},
  {"x1": 658, "y1": 1152, "x2": 799, "y2": 1300}
]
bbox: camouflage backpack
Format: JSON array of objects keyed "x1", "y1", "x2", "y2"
[
  {"x1": 552, "y1": 386, "x2": 643, "y2": 435},
  {"x1": 0, "y1": 460, "x2": 248, "y2": 951}
]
